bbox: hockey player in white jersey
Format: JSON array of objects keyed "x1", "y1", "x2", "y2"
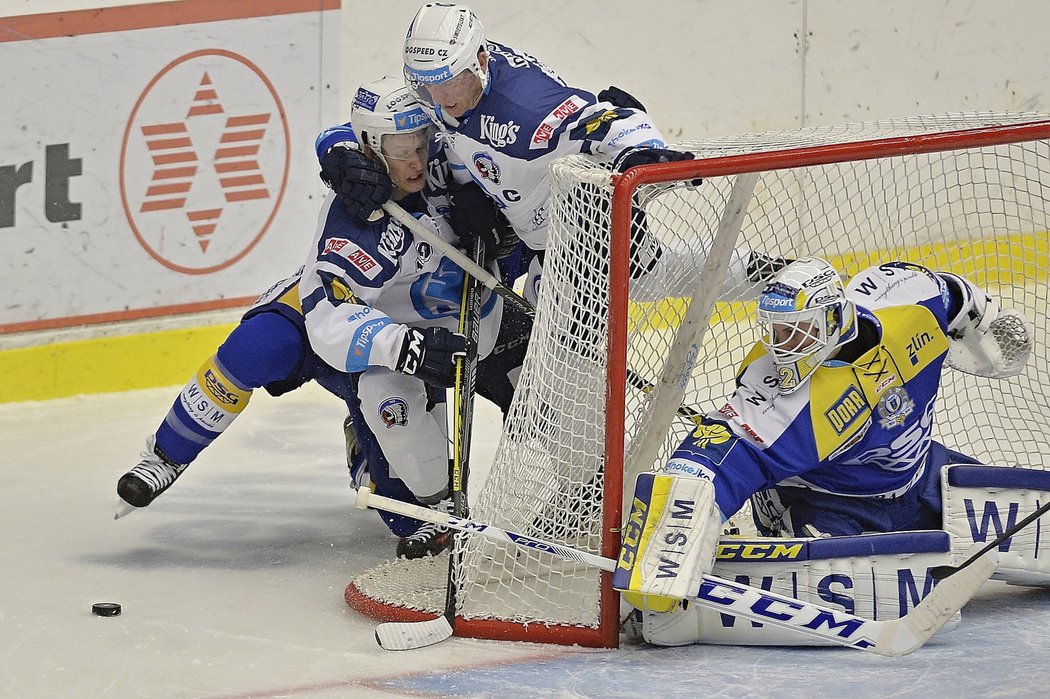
[
  {"x1": 614, "y1": 256, "x2": 1034, "y2": 616},
  {"x1": 118, "y1": 77, "x2": 528, "y2": 560},
  {"x1": 302, "y1": 76, "x2": 530, "y2": 558},
  {"x1": 321, "y1": 3, "x2": 785, "y2": 303}
]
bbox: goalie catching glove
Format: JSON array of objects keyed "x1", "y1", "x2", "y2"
[
  {"x1": 395, "y1": 327, "x2": 469, "y2": 388},
  {"x1": 613, "y1": 472, "x2": 724, "y2": 612},
  {"x1": 940, "y1": 272, "x2": 1034, "y2": 378}
]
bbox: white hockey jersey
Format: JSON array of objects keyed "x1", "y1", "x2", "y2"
[
  {"x1": 299, "y1": 191, "x2": 501, "y2": 375},
  {"x1": 428, "y1": 41, "x2": 668, "y2": 250}
]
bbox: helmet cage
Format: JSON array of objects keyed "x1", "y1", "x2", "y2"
[{"x1": 757, "y1": 258, "x2": 856, "y2": 393}]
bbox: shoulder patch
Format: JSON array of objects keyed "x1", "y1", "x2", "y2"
[{"x1": 318, "y1": 270, "x2": 358, "y2": 306}]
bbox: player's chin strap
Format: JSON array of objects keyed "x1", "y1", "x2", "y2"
[
  {"x1": 356, "y1": 486, "x2": 997, "y2": 656},
  {"x1": 380, "y1": 200, "x2": 707, "y2": 425}
]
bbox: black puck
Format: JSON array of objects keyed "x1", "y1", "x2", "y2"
[{"x1": 92, "y1": 602, "x2": 121, "y2": 617}]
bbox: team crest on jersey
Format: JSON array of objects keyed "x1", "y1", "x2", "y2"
[
  {"x1": 472, "y1": 152, "x2": 501, "y2": 185},
  {"x1": 877, "y1": 386, "x2": 915, "y2": 428},
  {"x1": 379, "y1": 397, "x2": 409, "y2": 428}
]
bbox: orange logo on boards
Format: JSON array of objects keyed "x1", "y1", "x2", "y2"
[{"x1": 119, "y1": 49, "x2": 290, "y2": 274}]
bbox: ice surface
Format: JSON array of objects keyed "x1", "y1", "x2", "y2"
[{"x1": 1, "y1": 383, "x2": 1048, "y2": 698}]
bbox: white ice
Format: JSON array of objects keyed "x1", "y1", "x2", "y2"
[{"x1": 2, "y1": 383, "x2": 1049, "y2": 698}]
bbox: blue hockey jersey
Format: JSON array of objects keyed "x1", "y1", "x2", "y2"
[
  {"x1": 664, "y1": 263, "x2": 957, "y2": 520},
  {"x1": 427, "y1": 41, "x2": 668, "y2": 250}
]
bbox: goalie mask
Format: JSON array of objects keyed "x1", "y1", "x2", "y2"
[
  {"x1": 758, "y1": 257, "x2": 857, "y2": 393},
  {"x1": 403, "y1": 3, "x2": 489, "y2": 127},
  {"x1": 350, "y1": 76, "x2": 432, "y2": 172}
]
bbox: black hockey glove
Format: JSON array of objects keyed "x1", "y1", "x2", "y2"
[
  {"x1": 597, "y1": 85, "x2": 646, "y2": 112},
  {"x1": 613, "y1": 145, "x2": 696, "y2": 173},
  {"x1": 318, "y1": 144, "x2": 393, "y2": 222},
  {"x1": 395, "y1": 327, "x2": 469, "y2": 388},
  {"x1": 448, "y1": 180, "x2": 519, "y2": 262}
]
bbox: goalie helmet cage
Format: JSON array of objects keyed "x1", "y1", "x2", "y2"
[{"x1": 345, "y1": 112, "x2": 1050, "y2": 648}]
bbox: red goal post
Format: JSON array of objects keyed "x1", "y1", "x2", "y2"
[{"x1": 347, "y1": 112, "x2": 1050, "y2": 649}]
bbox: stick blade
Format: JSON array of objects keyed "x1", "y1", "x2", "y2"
[
  {"x1": 879, "y1": 544, "x2": 998, "y2": 657},
  {"x1": 375, "y1": 616, "x2": 453, "y2": 651}
]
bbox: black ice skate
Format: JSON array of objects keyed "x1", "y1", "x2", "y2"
[
  {"x1": 117, "y1": 435, "x2": 188, "y2": 510},
  {"x1": 397, "y1": 500, "x2": 453, "y2": 559}
]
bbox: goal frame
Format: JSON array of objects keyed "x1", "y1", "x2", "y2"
[{"x1": 348, "y1": 116, "x2": 1050, "y2": 649}]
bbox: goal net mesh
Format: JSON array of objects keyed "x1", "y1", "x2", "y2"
[{"x1": 346, "y1": 112, "x2": 1050, "y2": 647}]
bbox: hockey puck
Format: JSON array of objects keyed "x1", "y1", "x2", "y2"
[{"x1": 92, "y1": 602, "x2": 121, "y2": 617}]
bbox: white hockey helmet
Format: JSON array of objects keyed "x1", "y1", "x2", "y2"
[
  {"x1": 349, "y1": 76, "x2": 432, "y2": 170},
  {"x1": 757, "y1": 257, "x2": 857, "y2": 393},
  {"x1": 403, "y1": 3, "x2": 489, "y2": 125}
]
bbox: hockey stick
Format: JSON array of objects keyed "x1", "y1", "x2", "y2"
[
  {"x1": 373, "y1": 238, "x2": 485, "y2": 652},
  {"x1": 930, "y1": 498, "x2": 1050, "y2": 580},
  {"x1": 356, "y1": 486, "x2": 997, "y2": 656},
  {"x1": 381, "y1": 200, "x2": 706, "y2": 424}
]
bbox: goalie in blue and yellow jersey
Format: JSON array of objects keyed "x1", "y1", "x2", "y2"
[{"x1": 614, "y1": 256, "x2": 1034, "y2": 613}]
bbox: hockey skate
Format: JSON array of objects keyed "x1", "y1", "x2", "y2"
[
  {"x1": 117, "y1": 435, "x2": 188, "y2": 509},
  {"x1": 396, "y1": 500, "x2": 453, "y2": 560}
]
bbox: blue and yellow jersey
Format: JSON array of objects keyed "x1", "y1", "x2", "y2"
[{"x1": 664, "y1": 263, "x2": 954, "y2": 519}]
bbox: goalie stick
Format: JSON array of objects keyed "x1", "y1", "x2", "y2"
[
  {"x1": 381, "y1": 200, "x2": 706, "y2": 425},
  {"x1": 357, "y1": 486, "x2": 996, "y2": 656}
]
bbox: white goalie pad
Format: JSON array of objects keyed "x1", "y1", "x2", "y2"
[
  {"x1": 946, "y1": 308, "x2": 1034, "y2": 378},
  {"x1": 634, "y1": 530, "x2": 955, "y2": 646},
  {"x1": 613, "y1": 472, "x2": 722, "y2": 608},
  {"x1": 942, "y1": 464, "x2": 1050, "y2": 586}
]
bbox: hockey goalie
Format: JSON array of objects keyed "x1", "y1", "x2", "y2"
[{"x1": 615, "y1": 256, "x2": 1050, "y2": 646}]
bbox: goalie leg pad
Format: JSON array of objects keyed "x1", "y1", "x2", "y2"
[
  {"x1": 942, "y1": 464, "x2": 1050, "y2": 586},
  {"x1": 638, "y1": 530, "x2": 955, "y2": 646},
  {"x1": 614, "y1": 472, "x2": 722, "y2": 610}
]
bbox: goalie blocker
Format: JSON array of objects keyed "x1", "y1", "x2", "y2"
[{"x1": 625, "y1": 463, "x2": 1050, "y2": 646}]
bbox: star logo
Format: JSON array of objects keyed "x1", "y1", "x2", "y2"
[{"x1": 119, "y1": 49, "x2": 290, "y2": 274}]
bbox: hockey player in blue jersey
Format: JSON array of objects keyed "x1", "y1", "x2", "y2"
[
  {"x1": 117, "y1": 77, "x2": 527, "y2": 559},
  {"x1": 614, "y1": 256, "x2": 1034, "y2": 613},
  {"x1": 321, "y1": 3, "x2": 786, "y2": 301}
]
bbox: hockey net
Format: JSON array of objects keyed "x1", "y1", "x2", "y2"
[{"x1": 346, "y1": 112, "x2": 1050, "y2": 647}]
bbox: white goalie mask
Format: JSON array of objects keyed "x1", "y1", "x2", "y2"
[
  {"x1": 403, "y1": 3, "x2": 489, "y2": 127},
  {"x1": 350, "y1": 76, "x2": 432, "y2": 171},
  {"x1": 757, "y1": 257, "x2": 857, "y2": 393}
]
